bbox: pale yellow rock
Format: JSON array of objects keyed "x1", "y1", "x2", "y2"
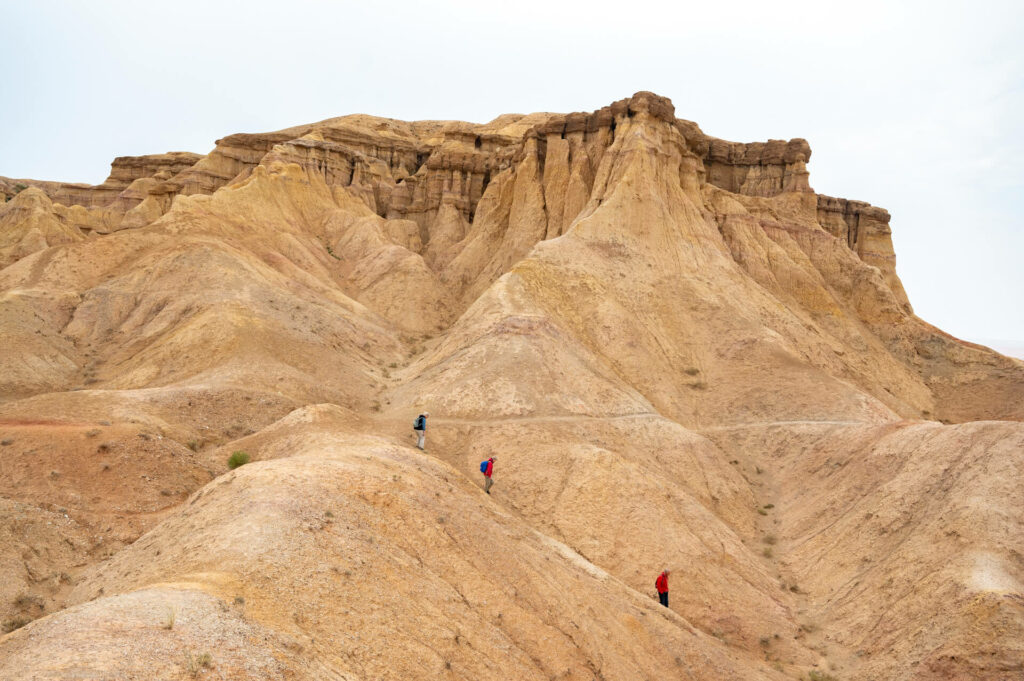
[{"x1": 0, "y1": 92, "x2": 1021, "y2": 681}]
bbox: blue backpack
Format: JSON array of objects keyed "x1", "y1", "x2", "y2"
[{"x1": 479, "y1": 460, "x2": 488, "y2": 473}]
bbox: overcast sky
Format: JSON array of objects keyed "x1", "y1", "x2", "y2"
[{"x1": 1, "y1": 0, "x2": 1021, "y2": 348}]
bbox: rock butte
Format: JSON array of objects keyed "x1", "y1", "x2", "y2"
[{"x1": 0, "y1": 92, "x2": 1021, "y2": 681}]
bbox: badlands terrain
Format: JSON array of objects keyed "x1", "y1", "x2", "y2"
[{"x1": 0, "y1": 91, "x2": 1021, "y2": 680}]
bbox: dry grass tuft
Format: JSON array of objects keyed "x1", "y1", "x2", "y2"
[{"x1": 183, "y1": 651, "x2": 213, "y2": 678}]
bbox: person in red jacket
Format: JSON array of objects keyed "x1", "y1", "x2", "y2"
[
  {"x1": 483, "y1": 456, "x2": 496, "y2": 494},
  {"x1": 655, "y1": 569, "x2": 670, "y2": 607}
]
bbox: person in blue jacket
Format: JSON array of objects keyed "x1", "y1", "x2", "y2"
[{"x1": 413, "y1": 412, "x2": 429, "y2": 450}]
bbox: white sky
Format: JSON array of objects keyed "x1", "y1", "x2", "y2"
[{"x1": 1, "y1": 0, "x2": 1021, "y2": 344}]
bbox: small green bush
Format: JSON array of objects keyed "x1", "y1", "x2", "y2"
[
  {"x1": 807, "y1": 671, "x2": 838, "y2": 681},
  {"x1": 227, "y1": 451, "x2": 250, "y2": 469}
]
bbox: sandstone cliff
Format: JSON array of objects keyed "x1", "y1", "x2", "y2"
[{"x1": 0, "y1": 92, "x2": 1021, "y2": 681}]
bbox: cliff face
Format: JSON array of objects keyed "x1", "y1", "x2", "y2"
[
  {"x1": 1, "y1": 94, "x2": 898, "y2": 306},
  {"x1": 816, "y1": 194, "x2": 910, "y2": 307},
  {"x1": 703, "y1": 136, "x2": 812, "y2": 197},
  {"x1": 0, "y1": 92, "x2": 1021, "y2": 681}
]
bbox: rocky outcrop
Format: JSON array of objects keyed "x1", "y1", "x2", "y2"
[
  {"x1": 2, "y1": 153, "x2": 201, "y2": 211},
  {"x1": 0, "y1": 188, "x2": 86, "y2": 269},
  {"x1": 170, "y1": 132, "x2": 296, "y2": 196},
  {"x1": 817, "y1": 194, "x2": 910, "y2": 308},
  {"x1": 1, "y1": 94, "x2": 867, "y2": 288},
  {"x1": 104, "y1": 152, "x2": 202, "y2": 187},
  {"x1": 702, "y1": 137, "x2": 812, "y2": 197}
]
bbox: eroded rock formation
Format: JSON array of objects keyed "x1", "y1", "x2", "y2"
[{"x1": 0, "y1": 92, "x2": 1021, "y2": 681}]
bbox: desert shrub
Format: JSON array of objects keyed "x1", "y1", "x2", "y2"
[
  {"x1": 163, "y1": 607, "x2": 175, "y2": 630},
  {"x1": 763, "y1": 534, "x2": 777, "y2": 545},
  {"x1": 2, "y1": 616, "x2": 30, "y2": 633},
  {"x1": 807, "y1": 671, "x2": 838, "y2": 681},
  {"x1": 227, "y1": 450, "x2": 250, "y2": 469},
  {"x1": 762, "y1": 547, "x2": 773, "y2": 558},
  {"x1": 0, "y1": 438, "x2": 13, "y2": 446}
]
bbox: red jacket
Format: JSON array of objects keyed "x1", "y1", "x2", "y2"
[
  {"x1": 655, "y1": 572, "x2": 669, "y2": 594},
  {"x1": 484, "y1": 458, "x2": 494, "y2": 477}
]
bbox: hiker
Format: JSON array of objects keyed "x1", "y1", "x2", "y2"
[
  {"x1": 655, "y1": 569, "x2": 670, "y2": 607},
  {"x1": 480, "y1": 455, "x2": 496, "y2": 494},
  {"x1": 413, "y1": 411, "x2": 429, "y2": 450}
]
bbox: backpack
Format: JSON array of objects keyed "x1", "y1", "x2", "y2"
[
  {"x1": 414, "y1": 415, "x2": 425, "y2": 430},
  {"x1": 479, "y1": 460, "x2": 488, "y2": 473}
]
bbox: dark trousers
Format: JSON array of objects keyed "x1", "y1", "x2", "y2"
[{"x1": 659, "y1": 592, "x2": 668, "y2": 607}]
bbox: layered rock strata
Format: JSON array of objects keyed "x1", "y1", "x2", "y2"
[{"x1": 0, "y1": 92, "x2": 1021, "y2": 681}]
